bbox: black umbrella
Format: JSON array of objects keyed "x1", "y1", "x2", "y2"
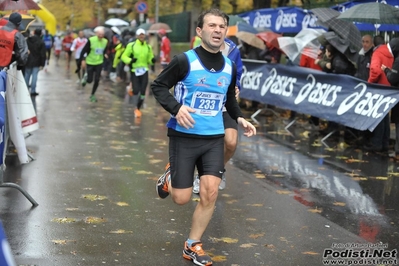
[
  {"x1": 337, "y1": 2, "x2": 399, "y2": 25},
  {"x1": 312, "y1": 7, "x2": 361, "y2": 55},
  {"x1": 311, "y1": 7, "x2": 341, "y2": 23},
  {"x1": 320, "y1": 31, "x2": 359, "y2": 63}
]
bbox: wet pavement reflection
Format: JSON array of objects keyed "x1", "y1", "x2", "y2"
[{"x1": 233, "y1": 111, "x2": 399, "y2": 249}]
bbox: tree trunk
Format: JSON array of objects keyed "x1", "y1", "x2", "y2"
[
  {"x1": 190, "y1": 0, "x2": 202, "y2": 38},
  {"x1": 253, "y1": 0, "x2": 271, "y2": 9},
  {"x1": 229, "y1": 0, "x2": 238, "y2": 14},
  {"x1": 277, "y1": 0, "x2": 290, "y2": 7},
  {"x1": 212, "y1": 0, "x2": 221, "y2": 8}
]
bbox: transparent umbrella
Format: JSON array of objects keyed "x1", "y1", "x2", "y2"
[
  {"x1": 277, "y1": 28, "x2": 325, "y2": 62},
  {"x1": 104, "y1": 18, "x2": 129, "y2": 27}
]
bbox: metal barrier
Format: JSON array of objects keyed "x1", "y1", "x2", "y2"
[{"x1": 0, "y1": 63, "x2": 38, "y2": 207}]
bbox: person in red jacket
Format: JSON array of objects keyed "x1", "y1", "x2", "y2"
[
  {"x1": 158, "y1": 29, "x2": 171, "y2": 69},
  {"x1": 365, "y1": 39, "x2": 396, "y2": 153},
  {"x1": 62, "y1": 31, "x2": 74, "y2": 70},
  {"x1": 0, "y1": 12, "x2": 28, "y2": 69}
]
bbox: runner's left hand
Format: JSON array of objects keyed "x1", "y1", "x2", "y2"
[{"x1": 237, "y1": 117, "x2": 256, "y2": 137}]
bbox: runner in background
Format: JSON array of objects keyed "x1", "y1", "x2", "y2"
[
  {"x1": 79, "y1": 26, "x2": 108, "y2": 102},
  {"x1": 158, "y1": 29, "x2": 171, "y2": 70},
  {"x1": 70, "y1": 30, "x2": 88, "y2": 83},
  {"x1": 53, "y1": 34, "x2": 62, "y2": 66},
  {"x1": 62, "y1": 31, "x2": 74, "y2": 70},
  {"x1": 42, "y1": 29, "x2": 54, "y2": 70}
]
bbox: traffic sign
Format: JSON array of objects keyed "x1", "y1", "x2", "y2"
[{"x1": 135, "y1": 1, "x2": 148, "y2": 14}]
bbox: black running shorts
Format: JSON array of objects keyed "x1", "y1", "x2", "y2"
[
  {"x1": 169, "y1": 136, "x2": 224, "y2": 189},
  {"x1": 223, "y1": 111, "x2": 238, "y2": 130}
]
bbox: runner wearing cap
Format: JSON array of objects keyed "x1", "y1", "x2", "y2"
[{"x1": 121, "y1": 28, "x2": 155, "y2": 118}]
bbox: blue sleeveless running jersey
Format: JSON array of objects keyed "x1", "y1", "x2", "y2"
[{"x1": 166, "y1": 50, "x2": 233, "y2": 135}]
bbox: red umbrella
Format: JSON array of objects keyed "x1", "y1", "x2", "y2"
[
  {"x1": 0, "y1": 0, "x2": 41, "y2": 11},
  {"x1": 256, "y1": 31, "x2": 282, "y2": 50}
]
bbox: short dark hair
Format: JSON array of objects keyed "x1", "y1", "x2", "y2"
[
  {"x1": 373, "y1": 35, "x2": 385, "y2": 47},
  {"x1": 197, "y1": 8, "x2": 228, "y2": 28},
  {"x1": 34, "y1": 29, "x2": 42, "y2": 36}
]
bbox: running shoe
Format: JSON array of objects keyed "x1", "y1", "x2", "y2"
[
  {"x1": 81, "y1": 73, "x2": 87, "y2": 86},
  {"x1": 218, "y1": 173, "x2": 226, "y2": 190},
  {"x1": 192, "y1": 175, "x2": 200, "y2": 194},
  {"x1": 156, "y1": 163, "x2": 170, "y2": 199},
  {"x1": 134, "y1": 109, "x2": 142, "y2": 118},
  {"x1": 90, "y1": 95, "x2": 97, "y2": 102},
  {"x1": 183, "y1": 241, "x2": 212, "y2": 266}
]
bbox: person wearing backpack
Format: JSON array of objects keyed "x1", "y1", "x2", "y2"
[{"x1": 121, "y1": 28, "x2": 155, "y2": 118}]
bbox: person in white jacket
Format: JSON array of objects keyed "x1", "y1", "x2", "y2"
[{"x1": 70, "y1": 31, "x2": 88, "y2": 83}]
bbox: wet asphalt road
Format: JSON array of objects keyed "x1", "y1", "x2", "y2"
[{"x1": 0, "y1": 59, "x2": 397, "y2": 266}]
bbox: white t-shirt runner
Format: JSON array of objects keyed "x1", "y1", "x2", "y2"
[{"x1": 70, "y1": 37, "x2": 88, "y2": 59}]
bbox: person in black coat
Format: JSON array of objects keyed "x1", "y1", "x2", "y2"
[
  {"x1": 24, "y1": 28, "x2": 46, "y2": 96},
  {"x1": 355, "y1": 35, "x2": 374, "y2": 81},
  {"x1": 381, "y1": 38, "x2": 399, "y2": 159}
]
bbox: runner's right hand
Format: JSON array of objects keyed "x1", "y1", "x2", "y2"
[{"x1": 175, "y1": 105, "x2": 195, "y2": 129}]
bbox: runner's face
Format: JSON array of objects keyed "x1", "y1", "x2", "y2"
[
  {"x1": 137, "y1": 33, "x2": 145, "y2": 42},
  {"x1": 97, "y1": 31, "x2": 104, "y2": 39},
  {"x1": 197, "y1": 14, "x2": 227, "y2": 53}
]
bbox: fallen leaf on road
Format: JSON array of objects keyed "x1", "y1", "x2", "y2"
[
  {"x1": 302, "y1": 251, "x2": 319, "y2": 255},
  {"x1": 211, "y1": 255, "x2": 227, "y2": 262},
  {"x1": 345, "y1": 159, "x2": 367, "y2": 163},
  {"x1": 352, "y1": 177, "x2": 368, "y2": 181},
  {"x1": 84, "y1": 216, "x2": 106, "y2": 224},
  {"x1": 264, "y1": 244, "x2": 275, "y2": 249},
  {"x1": 375, "y1": 176, "x2": 388, "y2": 180},
  {"x1": 240, "y1": 243, "x2": 257, "y2": 248},
  {"x1": 276, "y1": 190, "x2": 290, "y2": 194},
  {"x1": 211, "y1": 237, "x2": 239, "y2": 244},
  {"x1": 82, "y1": 194, "x2": 108, "y2": 201},
  {"x1": 52, "y1": 239, "x2": 75, "y2": 245},
  {"x1": 51, "y1": 217, "x2": 77, "y2": 223},
  {"x1": 308, "y1": 208, "x2": 322, "y2": 213},
  {"x1": 149, "y1": 159, "x2": 163, "y2": 164},
  {"x1": 109, "y1": 229, "x2": 133, "y2": 234},
  {"x1": 116, "y1": 202, "x2": 129, "y2": 206},
  {"x1": 136, "y1": 170, "x2": 152, "y2": 174},
  {"x1": 249, "y1": 233, "x2": 265, "y2": 239}
]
